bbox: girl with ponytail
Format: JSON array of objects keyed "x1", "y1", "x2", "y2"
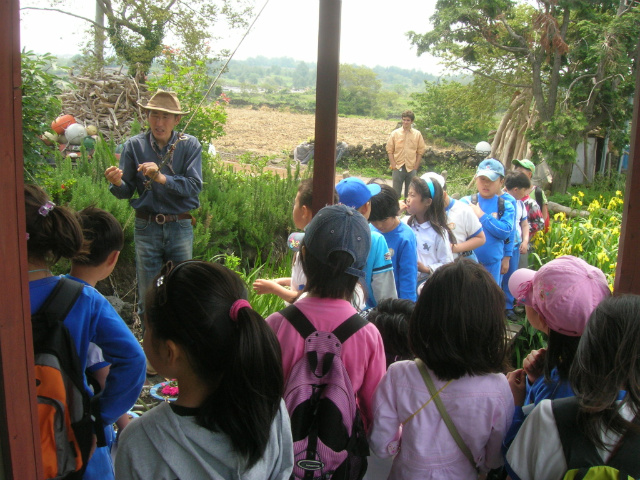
[{"x1": 115, "y1": 260, "x2": 293, "y2": 479}]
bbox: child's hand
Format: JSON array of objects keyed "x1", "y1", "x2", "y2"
[
  {"x1": 523, "y1": 348, "x2": 546, "y2": 384},
  {"x1": 506, "y1": 369, "x2": 527, "y2": 406},
  {"x1": 252, "y1": 279, "x2": 276, "y2": 295},
  {"x1": 519, "y1": 242, "x2": 529, "y2": 254},
  {"x1": 398, "y1": 200, "x2": 407, "y2": 213},
  {"x1": 501, "y1": 257, "x2": 510, "y2": 275},
  {"x1": 469, "y1": 203, "x2": 484, "y2": 218}
]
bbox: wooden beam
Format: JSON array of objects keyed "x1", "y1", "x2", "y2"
[
  {"x1": 0, "y1": 0, "x2": 44, "y2": 477},
  {"x1": 312, "y1": 0, "x2": 341, "y2": 214},
  {"x1": 614, "y1": 40, "x2": 640, "y2": 295}
]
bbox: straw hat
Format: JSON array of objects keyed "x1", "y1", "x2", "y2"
[{"x1": 138, "y1": 90, "x2": 189, "y2": 115}]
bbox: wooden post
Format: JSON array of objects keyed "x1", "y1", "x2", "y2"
[
  {"x1": 0, "y1": 0, "x2": 44, "y2": 477},
  {"x1": 614, "y1": 40, "x2": 640, "y2": 294},
  {"x1": 312, "y1": 0, "x2": 341, "y2": 214}
]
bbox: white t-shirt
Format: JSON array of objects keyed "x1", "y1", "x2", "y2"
[{"x1": 446, "y1": 199, "x2": 483, "y2": 258}]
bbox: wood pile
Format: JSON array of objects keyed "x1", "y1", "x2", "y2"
[
  {"x1": 59, "y1": 70, "x2": 149, "y2": 145},
  {"x1": 490, "y1": 90, "x2": 536, "y2": 168}
]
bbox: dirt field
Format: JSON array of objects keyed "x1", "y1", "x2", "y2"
[{"x1": 215, "y1": 106, "x2": 398, "y2": 157}]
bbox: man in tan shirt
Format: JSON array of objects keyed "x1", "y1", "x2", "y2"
[{"x1": 386, "y1": 110, "x2": 427, "y2": 199}]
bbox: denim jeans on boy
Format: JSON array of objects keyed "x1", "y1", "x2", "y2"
[
  {"x1": 134, "y1": 217, "x2": 194, "y2": 320},
  {"x1": 502, "y1": 244, "x2": 521, "y2": 310}
]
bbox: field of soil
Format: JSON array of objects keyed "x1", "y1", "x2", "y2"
[{"x1": 215, "y1": 106, "x2": 398, "y2": 157}]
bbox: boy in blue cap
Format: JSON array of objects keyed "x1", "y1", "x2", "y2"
[
  {"x1": 336, "y1": 177, "x2": 397, "y2": 309},
  {"x1": 461, "y1": 158, "x2": 515, "y2": 284}
]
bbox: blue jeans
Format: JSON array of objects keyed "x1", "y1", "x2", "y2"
[
  {"x1": 392, "y1": 166, "x2": 417, "y2": 199},
  {"x1": 134, "y1": 217, "x2": 194, "y2": 319},
  {"x1": 502, "y1": 246, "x2": 521, "y2": 310}
]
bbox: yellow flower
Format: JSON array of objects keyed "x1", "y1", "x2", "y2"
[
  {"x1": 609, "y1": 284, "x2": 614, "y2": 293},
  {"x1": 554, "y1": 212, "x2": 566, "y2": 221},
  {"x1": 575, "y1": 244, "x2": 583, "y2": 252},
  {"x1": 616, "y1": 190, "x2": 622, "y2": 197},
  {"x1": 578, "y1": 191, "x2": 585, "y2": 197}
]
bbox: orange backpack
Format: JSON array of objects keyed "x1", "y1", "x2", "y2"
[{"x1": 32, "y1": 278, "x2": 98, "y2": 479}]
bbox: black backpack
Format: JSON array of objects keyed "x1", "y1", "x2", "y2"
[
  {"x1": 552, "y1": 396, "x2": 640, "y2": 480},
  {"x1": 32, "y1": 277, "x2": 104, "y2": 480}
]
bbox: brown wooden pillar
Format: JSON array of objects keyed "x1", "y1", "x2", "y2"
[
  {"x1": 614, "y1": 40, "x2": 640, "y2": 295},
  {"x1": 312, "y1": 0, "x2": 341, "y2": 214},
  {"x1": 0, "y1": 0, "x2": 43, "y2": 477}
]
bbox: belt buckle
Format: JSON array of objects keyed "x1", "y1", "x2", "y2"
[{"x1": 155, "y1": 213, "x2": 166, "y2": 225}]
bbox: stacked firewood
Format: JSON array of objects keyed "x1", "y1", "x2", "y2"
[{"x1": 59, "y1": 70, "x2": 149, "y2": 145}]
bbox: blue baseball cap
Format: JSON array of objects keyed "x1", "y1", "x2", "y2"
[
  {"x1": 336, "y1": 177, "x2": 382, "y2": 209},
  {"x1": 476, "y1": 158, "x2": 505, "y2": 181},
  {"x1": 303, "y1": 204, "x2": 371, "y2": 278}
]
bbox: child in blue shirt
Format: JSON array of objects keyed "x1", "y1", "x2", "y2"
[
  {"x1": 461, "y1": 159, "x2": 515, "y2": 284},
  {"x1": 369, "y1": 183, "x2": 418, "y2": 302}
]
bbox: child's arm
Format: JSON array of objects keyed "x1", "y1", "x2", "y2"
[
  {"x1": 425, "y1": 231, "x2": 454, "y2": 273},
  {"x1": 519, "y1": 219, "x2": 530, "y2": 254},
  {"x1": 367, "y1": 368, "x2": 402, "y2": 458},
  {"x1": 451, "y1": 230, "x2": 486, "y2": 255},
  {"x1": 471, "y1": 199, "x2": 515, "y2": 241},
  {"x1": 252, "y1": 279, "x2": 299, "y2": 304},
  {"x1": 397, "y1": 236, "x2": 418, "y2": 301}
]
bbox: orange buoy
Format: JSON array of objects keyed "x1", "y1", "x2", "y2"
[{"x1": 51, "y1": 115, "x2": 76, "y2": 134}]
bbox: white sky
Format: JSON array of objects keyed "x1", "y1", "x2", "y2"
[{"x1": 19, "y1": 0, "x2": 444, "y2": 74}]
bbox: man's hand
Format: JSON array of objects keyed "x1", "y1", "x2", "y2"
[
  {"x1": 137, "y1": 162, "x2": 166, "y2": 184},
  {"x1": 104, "y1": 166, "x2": 123, "y2": 187}
]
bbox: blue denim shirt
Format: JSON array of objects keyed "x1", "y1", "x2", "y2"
[{"x1": 109, "y1": 131, "x2": 203, "y2": 214}]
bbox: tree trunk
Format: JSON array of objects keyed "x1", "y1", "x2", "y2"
[
  {"x1": 550, "y1": 159, "x2": 575, "y2": 194},
  {"x1": 94, "y1": 0, "x2": 105, "y2": 64}
]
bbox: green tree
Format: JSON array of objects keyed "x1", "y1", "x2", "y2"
[
  {"x1": 411, "y1": 79, "x2": 499, "y2": 142},
  {"x1": 409, "y1": 1, "x2": 640, "y2": 193},
  {"x1": 338, "y1": 64, "x2": 382, "y2": 117},
  {"x1": 292, "y1": 61, "x2": 311, "y2": 90},
  {"x1": 147, "y1": 48, "x2": 228, "y2": 147},
  {"x1": 22, "y1": 0, "x2": 252, "y2": 77}
]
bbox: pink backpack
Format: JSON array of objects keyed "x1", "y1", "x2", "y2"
[{"x1": 280, "y1": 305, "x2": 369, "y2": 480}]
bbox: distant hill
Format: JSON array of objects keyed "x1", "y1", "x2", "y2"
[{"x1": 220, "y1": 56, "x2": 447, "y2": 92}]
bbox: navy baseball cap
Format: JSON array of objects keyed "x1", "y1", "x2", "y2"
[
  {"x1": 303, "y1": 204, "x2": 371, "y2": 278},
  {"x1": 336, "y1": 177, "x2": 381, "y2": 210}
]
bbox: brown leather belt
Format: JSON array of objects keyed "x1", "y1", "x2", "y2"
[{"x1": 136, "y1": 211, "x2": 191, "y2": 225}]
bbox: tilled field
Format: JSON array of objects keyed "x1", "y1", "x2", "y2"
[{"x1": 214, "y1": 106, "x2": 398, "y2": 157}]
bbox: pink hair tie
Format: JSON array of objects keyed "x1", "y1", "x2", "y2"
[
  {"x1": 229, "y1": 299, "x2": 251, "y2": 321},
  {"x1": 38, "y1": 201, "x2": 55, "y2": 216}
]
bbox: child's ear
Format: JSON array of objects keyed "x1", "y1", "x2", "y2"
[
  {"x1": 301, "y1": 205, "x2": 313, "y2": 225},
  {"x1": 106, "y1": 250, "x2": 120, "y2": 268}
]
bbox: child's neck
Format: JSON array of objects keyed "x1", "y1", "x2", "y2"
[
  {"x1": 69, "y1": 264, "x2": 104, "y2": 287},
  {"x1": 414, "y1": 211, "x2": 429, "y2": 224}
]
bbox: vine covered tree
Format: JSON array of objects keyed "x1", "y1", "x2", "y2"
[
  {"x1": 409, "y1": 0, "x2": 640, "y2": 193},
  {"x1": 22, "y1": 0, "x2": 253, "y2": 77}
]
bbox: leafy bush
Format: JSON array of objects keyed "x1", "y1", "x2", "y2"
[{"x1": 21, "y1": 51, "x2": 67, "y2": 178}]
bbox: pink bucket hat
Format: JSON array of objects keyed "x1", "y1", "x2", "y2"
[{"x1": 508, "y1": 255, "x2": 610, "y2": 336}]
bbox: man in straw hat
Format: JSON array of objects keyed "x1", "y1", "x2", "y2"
[{"x1": 105, "y1": 90, "x2": 202, "y2": 344}]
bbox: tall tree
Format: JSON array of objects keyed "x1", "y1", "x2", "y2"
[
  {"x1": 338, "y1": 64, "x2": 382, "y2": 117},
  {"x1": 409, "y1": 0, "x2": 640, "y2": 193},
  {"x1": 22, "y1": 0, "x2": 252, "y2": 77}
]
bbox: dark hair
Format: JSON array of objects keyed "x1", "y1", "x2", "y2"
[
  {"x1": 407, "y1": 176, "x2": 456, "y2": 244},
  {"x1": 25, "y1": 184, "x2": 85, "y2": 265},
  {"x1": 145, "y1": 261, "x2": 283, "y2": 469},
  {"x1": 571, "y1": 295, "x2": 640, "y2": 448},
  {"x1": 301, "y1": 248, "x2": 359, "y2": 300},
  {"x1": 72, "y1": 206, "x2": 124, "y2": 266},
  {"x1": 410, "y1": 259, "x2": 508, "y2": 380},
  {"x1": 505, "y1": 171, "x2": 532, "y2": 190},
  {"x1": 401, "y1": 110, "x2": 415, "y2": 122},
  {"x1": 367, "y1": 298, "x2": 414, "y2": 367},
  {"x1": 369, "y1": 183, "x2": 400, "y2": 222},
  {"x1": 297, "y1": 178, "x2": 338, "y2": 210},
  {"x1": 544, "y1": 330, "x2": 580, "y2": 380}
]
